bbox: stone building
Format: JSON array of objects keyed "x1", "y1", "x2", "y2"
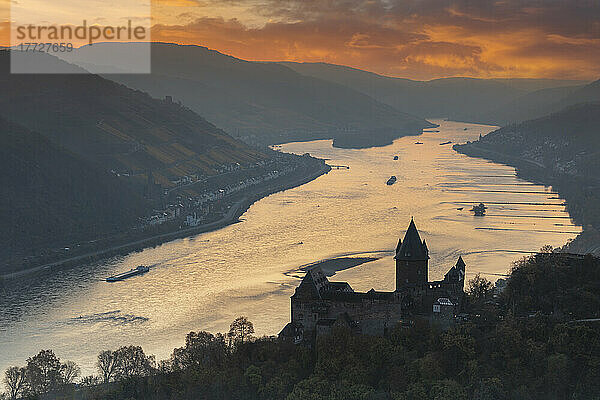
[{"x1": 279, "y1": 219, "x2": 466, "y2": 343}]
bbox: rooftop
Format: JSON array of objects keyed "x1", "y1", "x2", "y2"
[{"x1": 395, "y1": 218, "x2": 430, "y2": 261}]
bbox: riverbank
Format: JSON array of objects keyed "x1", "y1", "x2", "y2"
[
  {"x1": 454, "y1": 142, "x2": 599, "y2": 255},
  {"x1": 331, "y1": 124, "x2": 438, "y2": 149},
  {"x1": 299, "y1": 256, "x2": 381, "y2": 276},
  {"x1": 1, "y1": 163, "x2": 331, "y2": 281}
]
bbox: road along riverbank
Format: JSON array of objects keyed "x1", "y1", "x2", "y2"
[{"x1": 1, "y1": 163, "x2": 331, "y2": 281}]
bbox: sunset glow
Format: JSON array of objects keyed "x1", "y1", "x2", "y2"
[
  {"x1": 3, "y1": 0, "x2": 600, "y2": 79},
  {"x1": 149, "y1": 0, "x2": 600, "y2": 80}
]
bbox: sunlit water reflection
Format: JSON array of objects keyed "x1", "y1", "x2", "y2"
[{"x1": 0, "y1": 120, "x2": 580, "y2": 374}]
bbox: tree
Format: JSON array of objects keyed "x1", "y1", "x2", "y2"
[
  {"x1": 467, "y1": 274, "x2": 493, "y2": 301},
  {"x1": 473, "y1": 378, "x2": 507, "y2": 400},
  {"x1": 430, "y1": 379, "x2": 467, "y2": 400},
  {"x1": 25, "y1": 350, "x2": 64, "y2": 395},
  {"x1": 440, "y1": 328, "x2": 476, "y2": 374},
  {"x1": 97, "y1": 350, "x2": 118, "y2": 383},
  {"x1": 3, "y1": 367, "x2": 26, "y2": 400},
  {"x1": 113, "y1": 346, "x2": 155, "y2": 380},
  {"x1": 62, "y1": 361, "x2": 80, "y2": 384},
  {"x1": 228, "y1": 316, "x2": 255, "y2": 345},
  {"x1": 171, "y1": 331, "x2": 228, "y2": 370},
  {"x1": 397, "y1": 382, "x2": 427, "y2": 400},
  {"x1": 244, "y1": 365, "x2": 262, "y2": 390},
  {"x1": 287, "y1": 376, "x2": 330, "y2": 400},
  {"x1": 79, "y1": 375, "x2": 101, "y2": 387}
]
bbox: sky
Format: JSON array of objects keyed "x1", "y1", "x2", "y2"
[{"x1": 2, "y1": 0, "x2": 600, "y2": 80}]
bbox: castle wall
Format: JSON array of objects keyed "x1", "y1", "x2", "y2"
[{"x1": 292, "y1": 295, "x2": 403, "y2": 336}]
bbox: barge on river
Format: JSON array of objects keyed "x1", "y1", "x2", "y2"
[{"x1": 106, "y1": 266, "x2": 150, "y2": 282}]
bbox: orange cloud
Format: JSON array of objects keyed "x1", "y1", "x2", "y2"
[
  {"x1": 147, "y1": 0, "x2": 600, "y2": 80},
  {"x1": 3, "y1": 0, "x2": 599, "y2": 79},
  {"x1": 0, "y1": 0, "x2": 8, "y2": 46},
  {"x1": 0, "y1": 22, "x2": 9, "y2": 47}
]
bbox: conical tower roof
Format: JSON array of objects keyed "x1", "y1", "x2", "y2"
[
  {"x1": 395, "y1": 218, "x2": 429, "y2": 261},
  {"x1": 456, "y1": 256, "x2": 466, "y2": 271}
]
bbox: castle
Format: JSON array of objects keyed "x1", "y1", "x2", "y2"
[{"x1": 279, "y1": 219, "x2": 466, "y2": 343}]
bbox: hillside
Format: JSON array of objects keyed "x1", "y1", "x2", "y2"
[
  {"x1": 279, "y1": 61, "x2": 586, "y2": 121},
  {"x1": 0, "y1": 50, "x2": 280, "y2": 271},
  {"x1": 0, "y1": 117, "x2": 147, "y2": 265},
  {"x1": 556, "y1": 79, "x2": 600, "y2": 109},
  {"x1": 0, "y1": 50, "x2": 266, "y2": 193},
  {"x1": 472, "y1": 85, "x2": 584, "y2": 126},
  {"x1": 458, "y1": 102, "x2": 600, "y2": 175},
  {"x1": 61, "y1": 43, "x2": 434, "y2": 148},
  {"x1": 471, "y1": 78, "x2": 600, "y2": 125}
]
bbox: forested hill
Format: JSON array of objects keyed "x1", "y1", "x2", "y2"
[
  {"x1": 459, "y1": 103, "x2": 600, "y2": 178},
  {"x1": 61, "y1": 42, "x2": 434, "y2": 147},
  {"x1": 0, "y1": 50, "x2": 268, "y2": 269},
  {"x1": 0, "y1": 117, "x2": 147, "y2": 264},
  {"x1": 0, "y1": 50, "x2": 266, "y2": 192}
]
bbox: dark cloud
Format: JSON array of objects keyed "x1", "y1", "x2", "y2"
[{"x1": 147, "y1": 0, "x2": 600, "y2": 79}]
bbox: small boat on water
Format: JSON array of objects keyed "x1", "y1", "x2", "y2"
[
  {"x1": 106, "y1": 266, "x2": 150, "y2": 282},
  {"x1": 440, "y1": 141, "x2": 452, "y2": 145},
  {"x1": 471, "y1": 203, "x2": 487, "y2": 216},
  {"x1": 386, "y1": 176, "x2": 397, "y2": 185}
]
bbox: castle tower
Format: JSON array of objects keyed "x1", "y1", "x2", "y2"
[{"x1": 395, "y1": 218, "x2": 429, "y2": 290}]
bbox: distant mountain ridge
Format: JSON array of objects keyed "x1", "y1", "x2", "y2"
[
  {"x1": 470, "y1": 85, "x2": 585, "y2": 126},
  {"x1": 469, "y1": 79, "x2": 600, "y2": 126},
  {"x1": 557, "y1": 79, "x2": 600, "y2": 109},
  {"x1": 61, "y1": 42, "x2": 435, "y2": 148},
  {"x1": 279, "y1": 61, "x2": 589, "y2": 123}
]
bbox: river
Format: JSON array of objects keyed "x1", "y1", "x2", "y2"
[{"x1": 0, "y1": 120, "x2": 581, "y2": 374}]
